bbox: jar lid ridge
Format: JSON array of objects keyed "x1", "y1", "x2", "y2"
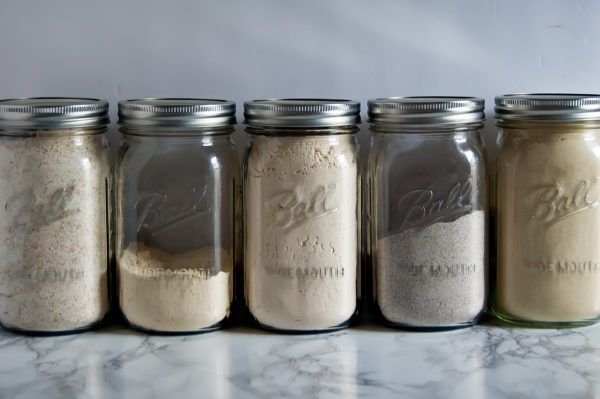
[
  {"x1": 0, "y1": 97, "x2": 109, "y2": 128},
  {"x1": 118, "y1": 98, "x2": 236, "y2": 128},
  {"x1": 244, "y1": 99, "x2": 360, "y2": 128},
  {"x1": 367, "y1": 97, "x2": 484, "y2": 125},
  {"x1": 495, "y1": 93, "x2": 600, "y2": 121}
]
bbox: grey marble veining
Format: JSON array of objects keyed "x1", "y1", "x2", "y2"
[{"x1": 1, "y1": 321, "x2": 600, "y2": 399}]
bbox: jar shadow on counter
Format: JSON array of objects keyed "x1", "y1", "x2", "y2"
[{"x1": 0, "y1": 310, "x2": 517, "y2": 337}]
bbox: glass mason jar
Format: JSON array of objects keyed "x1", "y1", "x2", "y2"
[
  {"x1": 244, "y1": 99, "x2": 360, "y2": 332},
  {"x1": 116, "y1": 99, "x2": 238, "y2": 333},
  {"x1": 0, "y1": 98, "x2": 111, "y2": 334},
  {"x1": 367, "y1": 97, "x2": 487, "y2": 329},
  {"x1": 493, "y1": 94, "x2": 600, "y2": 327}
]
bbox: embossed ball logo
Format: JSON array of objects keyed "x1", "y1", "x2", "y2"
[
  {"x1": 529, "y1": 178, "x2": 599, "y2": 225},
  {"x1": 265, "y1": 184, "x2": 338, "y2": 231}
]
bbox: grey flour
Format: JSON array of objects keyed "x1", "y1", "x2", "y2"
[{"x1": 376, "y1": 211, "x2": 486, "y2": 327}]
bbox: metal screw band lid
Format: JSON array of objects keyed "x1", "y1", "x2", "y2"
[
  {"x1": 244, "y1": 99, "x2": 360, "y2": 128},
  {"x1": 118, "y1": 98, "x2": 236, "y2": 128},
  {"x1": 495, "y1": 93, "x2": 600, "y2": 121},
  {"x1": 0, "y1": 97, "x2": 109, "y2": 128},
  {"x1": 368, "y1": 97, "x2": 485, "y2": 125}
]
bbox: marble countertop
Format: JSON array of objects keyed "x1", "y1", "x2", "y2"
[{"x1": 1, "y1": 317, "x2": 599, "y2": 399}]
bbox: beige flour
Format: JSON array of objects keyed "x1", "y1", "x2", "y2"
[
  {"x1": 0, "y1": 133, "x2": 110, "y2": 331},
  {"x1": 118, "y1": 243, "x2": 232, "y2": 331},
  {"x1": 497, "y1": 127, "x2": 600, "y2": 322},
  {"x1": 245, "y1": 134, "x2": 357, "y2": 331}
]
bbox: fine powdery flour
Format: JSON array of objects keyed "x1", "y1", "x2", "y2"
[
  {"x1": 376, "y1": 211, "x2": 486, "y2": 327},
  {"x1": 497, "y1": 129, "x2": 600, "y2": 322},
  {"x1": 118, "y1": 243, "x2": 232, "y2": 332},
  {"x1": 245, "y1": 134, "x2": 358, "y2": 331}
]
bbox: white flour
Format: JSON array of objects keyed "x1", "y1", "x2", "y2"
[
  {"x1": 118, "y1": 243, "x2": 231, "y2": 331},
  {"x1": 245, "y1": 134, "x2": 358, "y2": 331},
  {"x1": 0, "y1": 133, "x2": 110, "y2": 332}
]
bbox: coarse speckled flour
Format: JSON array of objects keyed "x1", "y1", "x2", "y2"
[
  {"x1": 118, "y1": 243, "x2": 231, "y2": 331},
  {"x1": 245, "y1": 134, "x2": 358, "y2": 331},
  {"x1": 0, "y1": 133, "x2": 110, "y2": 332},
  {"x1": 376, "y1": 211, "x2": 486, "y2": 327}
]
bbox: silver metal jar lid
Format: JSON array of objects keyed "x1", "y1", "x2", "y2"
[
  {"x1": 368, "y1": 97, "x2": 485, "y2": 125},
  {"x1": 0, "y1": 97, "x2": 109, "y2": 128},
  {"x1": 495, "y1": 93, "x2": 600, "y2": 121},
  {"x1": 118, "y1": 98, "x2": 236, "y2": 128},
  {"x1": 244, "y1": 99, "x2": 360, "y2": 128}
]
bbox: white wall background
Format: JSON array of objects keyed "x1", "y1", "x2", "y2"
[{"x1": 1, "y1": 0, "x2": 599, "y2": 148}]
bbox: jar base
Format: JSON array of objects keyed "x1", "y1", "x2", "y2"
[
  {"x1": 375, "y1": 307, "x2": 483, "y2": 331},
  {"x1": 381, "y1": 320, "x2": 479, "y2": 332},
  {"x1": 122, "y1": 316, "x2": 228, "y2": 335},
  {"x1": 0, "y1": 317, "x2": 107, "y2": 336},
  {"x1": 252, "y1": 315, "x2": 354, "y2": 334},
  {"x1": 489, "y1": 307, "x2": 600, "y2": 328}
]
